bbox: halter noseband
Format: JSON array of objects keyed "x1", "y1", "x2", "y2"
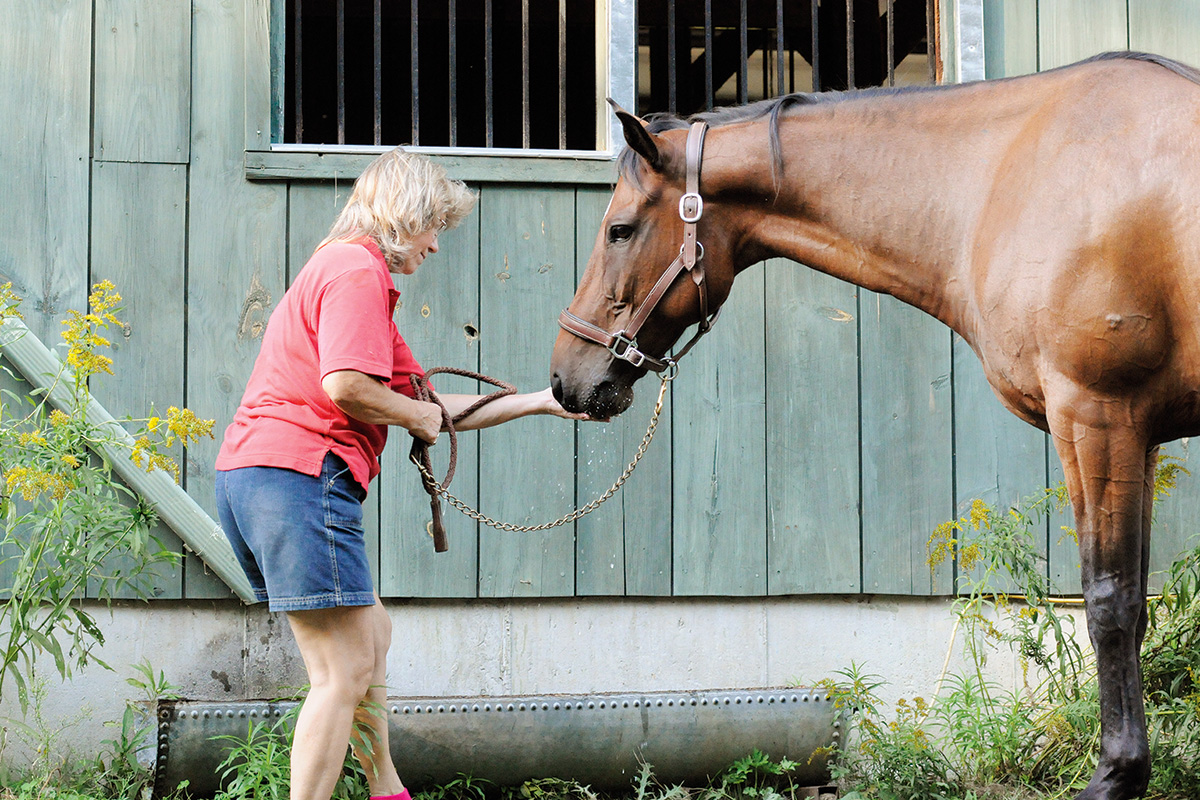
[{"x1": 558, "y1": 121, "x2": 719, "y2": 375}]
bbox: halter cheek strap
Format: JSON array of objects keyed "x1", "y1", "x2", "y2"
[{"x1": 558, "y1": 121, "x2": 719, "y2": 374}]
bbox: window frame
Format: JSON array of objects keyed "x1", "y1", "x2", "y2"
[
  {"x1": 244, "y1": 0, "x2": 636, "y2": 183},
  {"x1": 244, "y1": 0, "x2": 981, "y2": 183}
]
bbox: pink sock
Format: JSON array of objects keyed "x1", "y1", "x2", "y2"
[{"x1": 371, "y1": 791, "x2": 411, "y2": 800}]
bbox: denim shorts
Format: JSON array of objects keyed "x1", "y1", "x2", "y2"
[{"x1": 214, "y1": 452, "x2": 376, "y2": 612}]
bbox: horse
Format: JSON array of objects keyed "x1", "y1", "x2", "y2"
[{"x1": 550, "y1": 51, "x2": 1200, "y2": 800}]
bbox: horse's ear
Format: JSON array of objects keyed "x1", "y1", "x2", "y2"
[{"x1": 607, "y1": 97, "x2": 664, "y2": 172}]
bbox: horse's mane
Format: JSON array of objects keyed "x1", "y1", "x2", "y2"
[{"x1": 617, "y1": 50, "x2": 1200, "y2": 188}]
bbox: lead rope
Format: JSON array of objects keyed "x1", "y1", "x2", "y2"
[{"x1": 408, "y1": 369, "x2": 675, "y2": 552}]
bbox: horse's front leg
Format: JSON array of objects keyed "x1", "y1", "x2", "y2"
[{"x1": 1048, "y1": 396, "x2": 1152, "y2": 800}]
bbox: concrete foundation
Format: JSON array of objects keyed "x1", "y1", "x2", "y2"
[{"x1": 0, "y1": 594, "x2": 1087, "y2": 772}]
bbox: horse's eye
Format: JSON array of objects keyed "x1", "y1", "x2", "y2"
[{"x1": 608, "y1": 224, "x2": 634, "y2": 244}]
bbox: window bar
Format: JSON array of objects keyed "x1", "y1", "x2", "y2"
[
  {"x1": 886, "y1": 0, "x2": 895, "y2": 86},
  {"x1": 374, "y1": 0, "x2": 382, "y2": 145},
  {"x1": 775, "y1": 0, "x2": 785, "y2": 96},
  {"x1": 704, "y1": 0, "x2": 713, "y2": 109},
  {"x1": 559, "y1": 0, "x2": 567, "y2": 149},
  {"x1": 294, "y1": 0, "x2": 303, "y2": 142},
  {"x1": 485, "y1": 0, "x2": 494, "y2": 146},
  {"x1": 845, "y1": 0, "x2": 855, "y2": 89},
  {"x1": 926, "y1": 0, "x2": 936, "y2": 83},
  {"x1": 762, "y1": 21, "x2": 769, "y2": 95},
  {"x1": 810, "y1": 0, "x2": 820, "y2": 91},
  {"x1": 738, "y1": 0, "x2": 748, "y2": 104},
  {"x1": 667, "y1": 0, "x2": 677, "y2": 113},
  {"x1": 522, "y1": 0, "x2": 530, "y2": 148},
  {"x1": 449, "y1": 0, "x2": 457, "y2": 146},
  {"x1": 411, "y1": 0, "x2": 420, "y2": 144},
  {"x1": 337, "y1": 0, "x2": 346, "y2": 144}
]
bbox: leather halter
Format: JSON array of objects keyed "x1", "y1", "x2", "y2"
[{"x1": 558, "y1": 121, "x2": 719, "y2": 374}]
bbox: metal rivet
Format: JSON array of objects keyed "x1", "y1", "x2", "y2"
[
  {"x1": 507, "y1": 703, "x2": 516, "y2": 712},
  {"x1": 587, "y1": 701, "x2": 595, "y2": 709},
  {"x1": 553, "y1": 702, "x2": 561, "y2": 710},
  {"x1": 541, "y1": 703, "x2": 549, "y2": 711},
  {"x1": 472, "y1": 704, "x2": 480, "y2": 712}
]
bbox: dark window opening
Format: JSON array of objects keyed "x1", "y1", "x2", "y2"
[
  {"x1": 280, "y1": 0, "x2": 934, "y2": 150},
  {"x1": 638, "y1": 0, "x2": 935, "y2": 116},
  {"x1": 284, "y1": 0, "x2": 597, "y2": 149}
]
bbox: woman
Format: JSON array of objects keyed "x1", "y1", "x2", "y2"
[{"x1": 214, "y1": 147, "x2": 586, "y2": 800}]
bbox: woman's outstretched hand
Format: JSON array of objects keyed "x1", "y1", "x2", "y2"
[{"x1": 532, "y1": 387, "x2": 603, "y2": 422}]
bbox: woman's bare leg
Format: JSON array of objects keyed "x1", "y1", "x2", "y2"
[
  {"x1": 349, "y1": 599, "x2": 403, "y2": 796},
  {"x1": 287, "y1": 598, "x2": 404, "y2": 800}
]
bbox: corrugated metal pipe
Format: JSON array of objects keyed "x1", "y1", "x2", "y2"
[{"x1": 154, "y1": 687, "x2": 841, "y2": 798}]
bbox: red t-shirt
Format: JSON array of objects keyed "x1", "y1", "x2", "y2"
[{"x1": 215, "y1": 239, "x2": 425, "y2": 491}]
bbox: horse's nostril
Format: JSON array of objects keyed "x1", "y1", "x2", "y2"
[{"x1": 551, "y1": 373, "x2": 564, "y2": 404}]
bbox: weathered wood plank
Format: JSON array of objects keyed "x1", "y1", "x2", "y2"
[
  {"x1": 185, "y1": 0, "x2": 288, "y2": 599},
  {"x1": 983, "y1": 0, "x2": 1039, "y2": 78},
  {"x1": 476, "y1": 185, "x2": 578, "y2": 598},
  {"x1": 246, "y1": 150, "x2": 620, "y2": 185},
  {"x1": 1152, "y1": 440, "x2": 1200, "y2": 594},
  {"x1": 952, "y1": 337, "x2": 1050, "y2": 593},
  {"x1": 860, "y1": 292, "x2": 954, "y2": 595},
  {"x1": 89, "y1": 161, "x2": 189, "y2": 599},
  {"x1": 672, "y1": 265, "x2": 768, "y2": 597},
  {"x1": 1129, "y1": 0, "x2": 1200, "y2": 66},
  {"x1": 573, "y1": 187, "x2": 675, "y2": 597},
  {"x1": 1128, "y1": 2, "x2": 1200, "y2": 590},
  {"x1": 245, "y1": 0, "x2": 273, "y2": 152},
  {"x1": 765, "y1": 260, "x2": 861, "y2": 595},
  {"x1": 379, "y1": 189, "x2": 483, "y2": 598},
  {"x1": 1038, "y1": 0, "x2": 1128, "y2": 69},
  {"x1": 0, "y1": 0, "x2": 92, "y2": 591},
  {"x1": 0, "y1": 0, "x2": 91, "y2": 343},
  {"x1": 94, "y1": 0, "x2": 190, "y2": 163}
]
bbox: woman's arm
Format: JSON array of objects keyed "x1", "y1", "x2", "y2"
[
  {"x1": 437, "y1": 387, "x2": 590, "y2": 431},
  {"x1": 322, "y1": 369, "x2": 443, "y2": 443}
]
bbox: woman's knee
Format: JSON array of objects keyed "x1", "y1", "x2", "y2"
[{"x1": 372, "y1": 602, "x2": 393, "y2": 654}]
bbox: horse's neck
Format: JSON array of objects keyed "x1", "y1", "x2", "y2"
[{"x1": 707, "y1": 83, "x2": 1032, "y2": 335}]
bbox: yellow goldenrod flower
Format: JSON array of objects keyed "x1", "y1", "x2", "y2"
[{"x1": 0, "y1": 282, "x2": 22, "y2": 319}]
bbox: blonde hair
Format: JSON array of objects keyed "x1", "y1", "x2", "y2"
[{"x1": 319, "y1": 147, "x2": 477, "y2": 270}]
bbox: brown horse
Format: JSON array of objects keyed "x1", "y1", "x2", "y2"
[{"x1": 550, "y1": 51, "x2": 1200, "y2": 800}]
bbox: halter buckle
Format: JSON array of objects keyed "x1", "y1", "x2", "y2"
[
  {"x1": 608, "y1": 332, "x2": 646, "y2": 367},
  {"x1": 679, "y1": 192, "x2": 703, "y2": 223}
]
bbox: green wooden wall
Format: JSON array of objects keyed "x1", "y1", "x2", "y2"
[{"x1": 2, "y1": 0, "x2": 1199, "y2": 602}]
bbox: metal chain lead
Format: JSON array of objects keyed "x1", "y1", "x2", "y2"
[{"x1": 409, "y1": 373, "x2": 673, "y2": 533}]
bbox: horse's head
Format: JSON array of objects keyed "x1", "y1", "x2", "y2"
[{"x1": 551, "y1": 107, "x2": 736, "y2": 418}]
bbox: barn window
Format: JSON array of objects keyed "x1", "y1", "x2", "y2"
[
  {"x1": 636, "y1": 0, "x2": 936, "y2": 115},
  {"x1": 277, "y1": 0, "x2": 935, "y2": 153}
]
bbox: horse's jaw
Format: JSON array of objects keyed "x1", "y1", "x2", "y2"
[{"x1": 550, "y1": 349, "x2": 640, "y2": 419}]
